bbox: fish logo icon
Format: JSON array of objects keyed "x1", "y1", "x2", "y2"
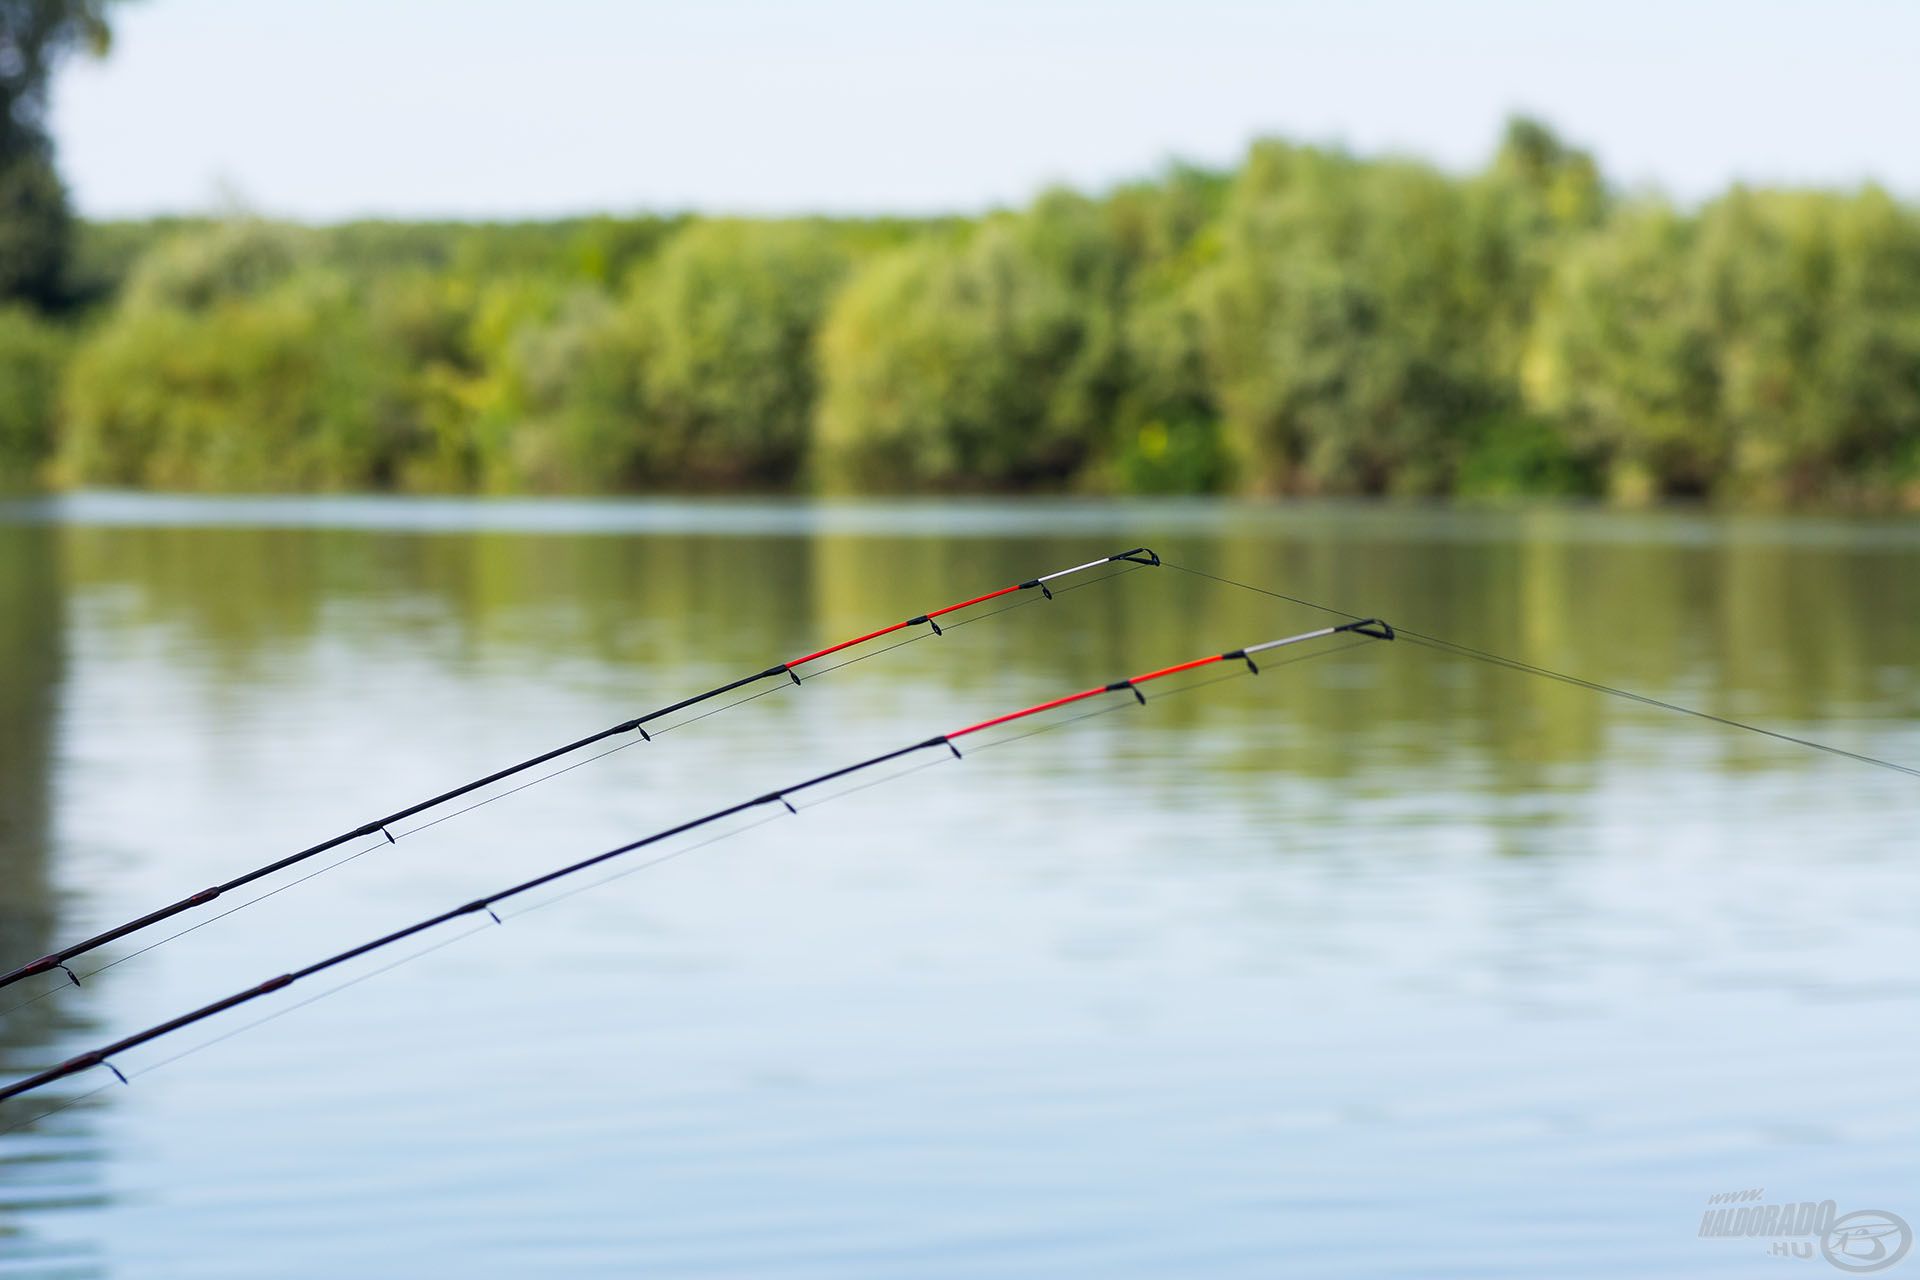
[{"x1": 1822, "y1": 1210, "x2": 1913, "y2": 1273}]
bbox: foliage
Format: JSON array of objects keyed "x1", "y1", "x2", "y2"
[
  {"x1": 814, "y1": 192, "x2": 1130, "y2": 490},
  {"x1": 0, "y1": 148, "x2": 69, "y2": 307},
  {"x1": 1525, "y1": 187, "x2": 1920, "y2": 504},
  {"x1": 1696, "y1": 188, "x2": 1920, "y2": 503},
  {"x1": 0, "y1": 0, "x2": 123, "y2": 307},
  {"x1": 1522, "y1": 203, "x2": 1723, "y2": 500},
  {"x1": 20, "y1": 118, "x2": 1920, "y2": 509},
  {"x1": 626, "y1": 219, "x2": 848, "y2": 487},
  {"x1": 59, "y1": 235, "x2": 413, "y2": 490},
  {"x1": 1191, "y1": 143, "x2": 1518, "y2": 495},
  {"x1": 475, "y1": 285, "x2": 647, "y2": 492},
  {"x1": 0, "y1": 303, "x2": 65, "y2": 483}
]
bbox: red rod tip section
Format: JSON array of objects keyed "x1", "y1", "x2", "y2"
[
  {"x1": 0, "y1": 548, "x2": 1172, "y2": 1008},
  {"x1": 946, "y1": 686, "x2": 1106, "y2": 739},
  {"x1": 785, "y1": 619, "x2": 915, "y2": 669},
  {"x1": 923, "y1": 583, "x2": 1022, "y2": 622},
  {"x1": 784, "y1": 584, "x2": 1027, "y2": 669},
  {"x1": 0, "y1": 616, "x2": 1392, "y2": 1109},
  {"x1": 948, "y1": 651, "x2": 1236, "y2": 738}
]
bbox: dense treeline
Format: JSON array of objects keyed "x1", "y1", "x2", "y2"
[
  {"x1": 5, "y1": 120, "x2": 1920, "y2": 506},
  {"x1": 0, "y1": 0, "x2": 115, "y2": 485}
]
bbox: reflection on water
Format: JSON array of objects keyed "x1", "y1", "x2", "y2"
[
  {"x1": 0, "y1": 521, "x2": 107, "y2": 1278},
  {"x1": 0, "y1": 495, "x2": 1915, "y2": 1278}
]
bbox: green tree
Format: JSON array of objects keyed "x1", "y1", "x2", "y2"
[
  {"x1": 1471, "y1": 117, "x2": 1607, "y2": 376},
  {"x1": 60, "y1": 222, "x2": 414, "y2": 489},
  {"x1": 28, "y1": 116, "x2": 1920, "y2": 508},
  {"x1": 0, "y1": 0, "x2": 120, "y2": 307},
  {"x1": 1099, "y1": 168, "x2": 1235, "y2": 494},
  {"x1": 1524, "y1": 188, "x2": 1920, "y2": 504},
  {"x1": 1522, "y1": 204, "x2": 1720, "y2": 500},
  {"x1": 0, "y1": 303, "x2": 65, "y2": 483},
  {"x1": 1193, "y1": 142, "x2": 1516, "y2": 494},
  {"x1": 813, "y1": 192, "x2": 1129, "y2": 490},
  {"x1": 626, "y1": 219, "x2": 847, "y2": 487},
  {"x1": 1694, "y1": 187, "x2": 1920, "y2": 502},
  {"x1": 478, "y1": 285, "x2": 647, "y2": 492}
]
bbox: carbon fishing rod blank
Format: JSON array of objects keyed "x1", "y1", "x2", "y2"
[
  {"x1": 0, "y1": 547, "x2": 1163, "y2": 994},
  {"x1": 0, "y1": 619, "x2": 1391, "y2": 1106}
]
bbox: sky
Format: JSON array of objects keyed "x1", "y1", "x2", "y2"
[{"x1": 49, "y1": 0, "x2": 1920, "y2": 222}]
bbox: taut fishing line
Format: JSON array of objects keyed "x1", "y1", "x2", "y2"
[
  {"x1": 0, "y1": 621, "x2": 1389, "y2": 1113},
  {"x1": 1, "y1": 635, "x2": 1368, "y2": 1138},
  {"x1": 0, "y1": 555, "x2": 1160, "y2": 1003},
  {"x1": 1161, "y1": 560, "x2": 1920, "y2": 780}
]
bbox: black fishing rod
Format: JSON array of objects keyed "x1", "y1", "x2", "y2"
[
  {"x1": 0, "y1": 617, "x2": 1394, "y2": 1105},
  {"x1": 0, "y1": 547, "x2": 1164, "y2": 994}
]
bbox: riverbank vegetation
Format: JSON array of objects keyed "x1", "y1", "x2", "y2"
[{"x1": 6, "y1": 121, "x2": 1920, "y2": 506}]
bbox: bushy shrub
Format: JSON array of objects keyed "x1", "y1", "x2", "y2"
[
  {"x1": 61, "y1": 229, "x2": 411, "y2": 490},
  {"x1": 0, "y1": 306, "x2": 67, "y2": 485},
  {"x1": 1524, "y1": 188, "x2": 1920, "y2": 504},
  {"x1": 25, "y1": 122, "x2": 1920, "y2": 509},
  {"x1": 625, "y1": 219, "x2": 848, "y2": 487},
  {"x1": 814, "y1": 194, "x2": 1128, "y2": 490},
  {"x1": 1521, "y1": 205, "x2": 1721, "y2": 500},
  {"x1": 1192, "y1": 143, "x2": 1521, "y2": 495}
]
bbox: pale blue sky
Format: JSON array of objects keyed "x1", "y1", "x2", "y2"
[{"x1": 51, "y1": 0, "x2": 1918, "y2": 221}]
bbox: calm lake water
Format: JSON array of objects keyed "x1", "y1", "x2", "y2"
[{"x1": 0, "y1": 494, "x2": 1915, "y2": 1278}]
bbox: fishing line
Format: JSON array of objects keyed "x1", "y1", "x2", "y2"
[
  {"x1": 0, "y1": 626, "x2": 1240, "y2": 1024},
  {"x1": 292, "y1": 568, "x2": 1136, "y2": 890},
  {"x1": 19, "y1": 738, "x2": 636, "y2": 1003},
  {"x1": 796, "y1": 562, "x2": 1146, "y2": 681},
  {"x1": 0, "y1": 639, "x2": 1369, "y2": 1129},
  {"x1": 0, "y1": 831, "x2": 378, "y2": 1019},
  {"x1": 64, "y1": 835, "x2": 394, "y2": 986},
  {"x1": 0, "y1": 986, "x2": 60, "y2": 1019},
  {"x1": 0, "y1": 1077, "x2": 117, "y2": 1141},
  {"x1": 28, "y1": 758, "x2": 955, "y2": 1107},
  {"x1": 620, "y1": 682, "x2": 790, "y2": 742},
  {"x1": 938, "y1": 563, "x2": 1148, "y2": 635},
  {"x1": 966, "y1": 639, "x2": 1370, "y2": 756},
  {"x1": 2, "y1": 563, "x2": 1158, "y2": 1013},
  {"x1": 0, "y1": 549, "x2": 1165, "y2": 996},
  {"x1": 1162, "y1": 560, "x2": 1920, "y2": 780},
  {"x1": 970, "y1": 667, "x2": 1249, "y2": 751},
  {"x1": 0, "y1": 921, "x2": 505, "y2": 1140},
  {"x1": 517, "y1": 640, "x2": 1320, "y2": 920},
  {"x1": 387, "y1": 737, "x2": 654, "y2": 840},
  {"x1": 787, "y1": 752, "x2": 957, "y2": 810},
  {"x1": 1394, "y1": 633, "x2": 1920, "y2": 778},
  {"x1": 0, "y1": 766, "x2": 944, "y2": 1134},
  {"x1": 22, "y1": 565, "x2": 1146, "y2": 997},
  {"x1": 505, "y1": 812, "x2": 794, "y2": 922},
  {"x1": 1160, "y1": 560, "x2": 1363, "y2": 623},
  {"x1": 129, "y1": 922, "x2": 497, "y2": 1083},
  {"x1": 0, "y1": 618, "x2": 1391, "y2": 1107}
]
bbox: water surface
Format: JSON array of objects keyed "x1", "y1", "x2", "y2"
[{"x1": 1, "y1": 495, "x2": 1915, "y2": 1277}]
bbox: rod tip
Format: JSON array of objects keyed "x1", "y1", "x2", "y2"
[{"x1": 1337, "y1": 618, "x2": 1395, "y2": 641}]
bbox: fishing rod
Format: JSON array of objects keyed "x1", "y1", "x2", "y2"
[
  {"x1": 1160, "y1": 560, "x2": 1920, "y2": 780},
  {"x1": 0, "y1": 547, "x2": 1165, "y2": 995},
  {"x1": 0, "y1": 617, "x2": 1395, "y2": 1106}
]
